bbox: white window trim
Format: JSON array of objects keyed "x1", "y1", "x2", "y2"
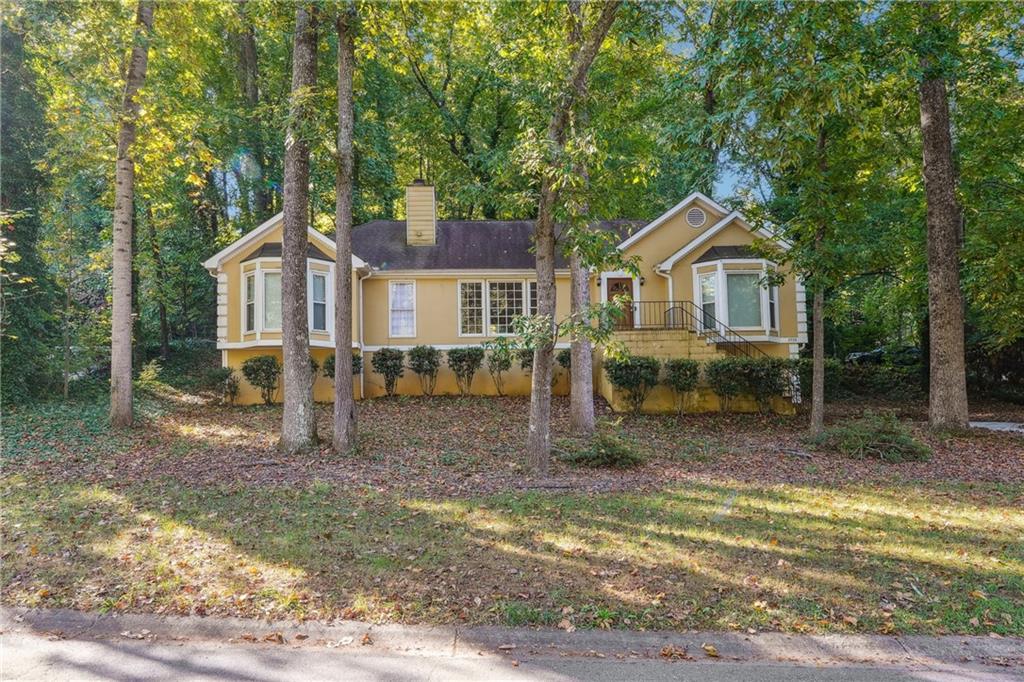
[
  {"x1": 690, "y1": 259, "x2": 778, "y2": 332},
  {"x1": 388, "y1": 279, "x2": 416, "y2": 338},
  {"x1": 698, "y1": 270, "x2": 717, "y2": 331},
  {"x1": 457, "y1": 279, "x2": 486, "y2": 338},
  {"x1": 487, "y1": 279, "x2": 528, "y2": 337},
  {"x1": 307, "y1": 265, "x2": 334, "y2": 338},
  {"x1": 458, "y1": 279, "x2": 534, "y2": 338},
  {"x1": 261, "y1": 268, "x2": 282, "y2": 332},
  {"x1": 242, "y1": 270, "x2": 256, "y2": 335}
]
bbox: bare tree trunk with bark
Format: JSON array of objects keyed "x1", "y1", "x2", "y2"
[
  {"x1": 279, "y1": 4, "x2": 319, "y2": 454},
  {"x1": 110, "y1": 0, "x2": 154, "y2": 429},
  {"x1": 808, "y1": 127, "x2": 827, "y2": 437},
  {"x1": 567, "y1": 0, "x2": 596, "y2": 436},
  {"x1": 918, "y1": 7, "x2": 969, "y2": 429},
  {"x1": 527, "y1": 1, "x2": 620, "y2": 474},
  {"x1": 333, "y1": 5, "x2": 357, "y2": 454}
]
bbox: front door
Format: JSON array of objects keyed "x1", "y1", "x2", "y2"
[{"x1": 607, "y1": 278, "x2": 634, "y2": 328}]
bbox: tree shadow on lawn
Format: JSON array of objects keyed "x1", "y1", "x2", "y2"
[{"x1": 4, "y1": 473, "x2": 1021, "y2": 636}]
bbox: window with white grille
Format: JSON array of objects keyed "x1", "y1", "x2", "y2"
[{"x1": 488, "y1": 281, "x2": 523, "y2": 334}]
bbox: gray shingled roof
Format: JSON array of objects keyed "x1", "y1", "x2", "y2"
[
  {"x1": 350, "y1": 219, "x2": 644, "y2": 271},
  {"x1": 242, "y1": 242, "x2": 334, "y2": 262},
  {"x1": 693, "y1": 244, "x2": 757, "y2": 263}
]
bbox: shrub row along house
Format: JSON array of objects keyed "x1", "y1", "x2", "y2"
[{"x1": 203, "y1": 182, "x2": 806, "y2": 411}]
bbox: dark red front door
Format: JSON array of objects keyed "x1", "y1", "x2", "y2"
[{"x1": 607, "y1": 278, "x2": 634, "y2": 328}]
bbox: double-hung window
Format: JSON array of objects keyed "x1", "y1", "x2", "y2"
[
  {"x1": 389, "y1": 281, "x2": 415, "y2": 337},
  {"x1": 311, "y1": 272, "x2": 328, "y2": 332},
  {"x1": 488, "y1": 281, "x2": 523, "y2": 335},
  {"x1": 767, "y1": 283, "x2": 778, "y2": 330},
  {"x1": 244, "y1": 272, "x2": 256, "y2": 333},
  {"x1": 726, "y1": 273, "x2": 762, "y2": 328},
  {"x1": 263, "y1": 271, "x2": 282, "y2": 330},
  {"x1": 699, "y1": 272, "x2": 716, "y2": 330},
  {"x1": 459, "y1": 281, "x2": 484, "y2": 335},
  {"x1": 528, "y1": 281, "x2": 538, "y2": 316}
]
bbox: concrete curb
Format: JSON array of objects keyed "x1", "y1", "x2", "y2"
[{"x1": 3, "y1": 607, "x2": 1022, "y2": 670}]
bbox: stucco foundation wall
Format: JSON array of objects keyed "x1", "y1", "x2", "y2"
[{"x1": 225, "y1": 347, "x2": 361, "y2": 405}]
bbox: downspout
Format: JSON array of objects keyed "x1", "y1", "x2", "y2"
[
  {"x1": 655, "y1": 266, "x2": 674, "y2": 326},
  {"x1": 358, "y1": 267, "x2": 372, "y2": 398}
]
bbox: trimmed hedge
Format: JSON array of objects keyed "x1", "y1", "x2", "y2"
[
  {"x1": 408, "y1": 345, "x2": 441, "y2": 396},
  {"x1": 664, "y1": 358, "x2": 700, "y2": 414},
  {"x1": 371, "y1": 348, "x2": 405, "y2": 397},
  {"x1": 240, "y1": 354, "x2": 281, "y2": 405},
  {"x1": 604, "y1": 355, "x2": 661, "y2": 413},
  {"x1": 448, "y1": 346, "x2": 485, "y2": 396}
]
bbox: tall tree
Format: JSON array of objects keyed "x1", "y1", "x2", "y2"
[
  {"x1": 917, "y1": 2, "x2": 969, "y2": 429},
  {"x1": 236, "y1": 0, "x2": 271, "y2": 222},
  {"x1": 279, "y1": 4, "x2": 319, "y2": 453},
  {"x1": 527, "y1": 1, "x2": 620, "y2": 474},
  {"x1": 110, "y1": 0, "x2": 154, "y2": 428},
  {"x1": 567, "y1": 0, "x2": 595, "y2": 436},
  {"x1": 333, "y1": 4, "x2": 357, "y2": 453}
]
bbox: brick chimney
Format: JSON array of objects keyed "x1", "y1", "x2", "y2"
[{"x1": 405, "y1": 180, "x2": 436, "y2": 246}]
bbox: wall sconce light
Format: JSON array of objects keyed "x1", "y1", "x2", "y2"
[{"x1": 640, "y1": 277, "x2": 646, "y2": 286}]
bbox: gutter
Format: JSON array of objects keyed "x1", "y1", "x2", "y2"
[{"x1": 655, "y1": 267, "x2": 674, "y2": 303}]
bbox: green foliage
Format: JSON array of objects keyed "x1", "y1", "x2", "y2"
[
  {"x1": 604, "y1": 355, "x2": 661, "y2": 413},
  {"x1": 557, "y1": 431, "x2": 645, "y2": 469},
  {"x1": 371, "y1": 348, "x2": 405, "y2": 397},
  {"x1": 137, "y1": 359, "x2": 162, "y2": 386},
  {"x1": 796, "y1": 359, "x2": 924, "y2": 401},
  {"x1": 556, "y1": 348, "x2": 571, "y2": 372},
  {"x1": 809, "y1": 411, "x2": 931, "y2": 463},
  {"x1": 704, "y1": 358, "x2": 745, "y2": 410},
  {"x1": 202, "y1": 366, "x2": 233, "y2": 390},
  {"x1": 322, "y1": 352, "x2": 363, "y2": 379},
  {"x1": 447, "y1": 346, "x2": 485, "y2": 396},
  {"x1": 482, "y1": 338, "x2": 515, "y2": 396},
  {"x1": 516, "y1": 347, "x2": 534, "y2": 372},
  {"x1": 407, "y1": 345, "x2": 441, "y2": 396},
  {"x1": 240, "y1": 355, "x2": 281, "y2": 405},
  {"x1": 663, "y1": 358, "x2": 700, "y2": 413}
]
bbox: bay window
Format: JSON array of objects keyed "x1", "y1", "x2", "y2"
[
  {"x1": 263, "y1": 271, "x2": 282, "y2": 330},
  {"x1": 699, "y1": 272, "x2": 716, "y2": 330},
  {"x1": 244, "y1": 272, "x2": 256, "y2": 333},
  {"x1": 311, "y1": 272, "x2": 327, "y2": 332},
  {"x1": 389, "y1": 280, "x2": 415, "y2": 337},
  {"x1": 726, "y1": 273, "x2": 762, "y2": 328}
]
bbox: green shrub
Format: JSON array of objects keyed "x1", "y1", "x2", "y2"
[
  {"x1": 137, "y1": 359, "x2": 162, "y2": 385},
  {"x1": 516, "y1": 347, "x2": 534, "y2": 372},
  {"x1": 482, "y1": 338, "x2": 515, "y2": 396},
  {"x1": 604, "y1": 355, "x2": 661, "y2": 413},
  {"x1": 704, "y1": 357, "x2": 744, "y2": 411},
  {"x1": 408, "y1": 345, "x2": 441, "y2": 396},
  {"x1": 371, "y1": 348, "x2": 405, "y2": 397},
  {"x1": 241, "y1": 355, "x2": 281, "y2": 405},
  {"x1": 738, "y1": 357, "x2": 791, "y2": 411},
  {"x1": 322, "y1": 352, "x2": 363, "y2": 379},
  {"x1": 663, "y1": 358, "x2": 700, "y2": 414},
  {"x1": 809, "y1": 411, "x2": 931, "y2": 462},
  {"x1": 447, "y1": 346, "x2": 485, "y2": 396},
  {"x1": 796, "y1": 359, "x2": 924, "y2": 402},
  {"x1": 202, "y1": 366, "x2": 234, "y2": 391},
  {"x1": 557, "y1": 431, "x2": 645, "y2": 468},
  {"x1": 556, "y1": 348, "x2": 572, "y2": 373}
]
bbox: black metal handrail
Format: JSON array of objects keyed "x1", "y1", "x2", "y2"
[{"x1": 611, "y1": 300, "x2": 770, "y2": 359}]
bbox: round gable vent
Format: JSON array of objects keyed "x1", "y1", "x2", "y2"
[{"x1": 686, "y1": 206, "x2": 707, "y2": 228}]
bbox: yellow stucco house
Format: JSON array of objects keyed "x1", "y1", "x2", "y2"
[{"x1": 203, "y1": 183, "x2": 806, "y2": 410}]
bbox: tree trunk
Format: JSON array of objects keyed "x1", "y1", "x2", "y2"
[
  {"x1": 279, "y1": 4, "x2": 319, "y2": 454},
  {"x1": 566, "y1": 0, "x2": 596, "y2": 436},
  {"x1": 918, "y1": 5, "x2": 969, "y2": 429},
  {"x1": 237, "y1": 0, "x2": 271, "y2": 221},
  {"x1": 808, "y1": 126, "x2": 827, "y2": 437},
  {"x1": 333, "y1": 5, "x2": 357, "y2": 454},
  {"x1": 809, "y1": 287, "x2": 825, "y2": 437},
  {"x1": 109, "y1": 0, "x2": 154, "y2": 429},
  {"x1": 527, "y1": 1, "x2": 620, "y2": 473}
]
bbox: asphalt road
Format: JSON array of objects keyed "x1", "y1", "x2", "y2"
[{"x1": 3, "y1": 631, "x2": 1021, "y2": 682}]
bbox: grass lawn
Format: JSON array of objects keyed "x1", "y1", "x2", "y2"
[{"x1": 3, "y1": 363, "x2": 1023, "y2": 636}]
